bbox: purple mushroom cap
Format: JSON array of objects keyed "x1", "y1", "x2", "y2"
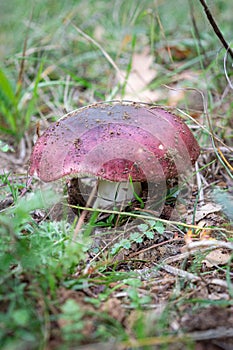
[{"x1": 29, "y1": 103, "x2": 200, "y2": 183}]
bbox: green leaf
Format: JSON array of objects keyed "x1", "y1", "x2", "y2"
[
  {"x1": 153, "y1": 221, "x2": 165, "y2": 234},
  {"x1": 121, "y1": 239, "x2": 131, "y2": 250},
  {"x1": 130, "y1": 232, "x2": 143, "y2": 243},
  {"x1": 138, "y1": 223, "x2": 149, "y2": 232},
  {"x1": 145, "y1": 231, "x2": 154, "y2": 239},
  {"x1": 12, "y1": 309, "x2": 30, "y2": 327},
  {"x1": 0, "y1": 140, "x2": 14, "y2": 152},
  {"x1": 148, "y1": 220, "x2": 156, "y2": 227},
  {"x1": 14, "y1": 189, "x2": 61, "y2": 215},
  {"x1": 0, "y1": 68, "x2": 16, "y2": 102},
  {"x1": 111, "y1": 243, "x2": 122, "y2": 255},
  {"x1": 61, "y1": 299, "x2": 83, "y2": 316},
  {"x1": 123, "y1": 278, "x2": 142, "y2": 287}
]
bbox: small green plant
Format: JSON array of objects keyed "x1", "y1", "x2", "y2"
[
  {"x1": 124, "y1": 278, "x2": 151, "y2": 309},
  {"x1": 0, "y1": 172, "x2": 25, "y2": 203},
  {"x1": 0, "y1": 189, "x2": 92, "y2": 349},
  {"x1": 138, "y1": 219, "x2": 165, "y2": 236},
  {"x1": 0, "y1": 140, "x2": 14, "y2": 152},
  {"x1": 0, "y1": 63, "x2": 42, "y2": 142},
  {"x1": 111, "y1": 219, "x2": 165, "y2": 255},
  {"x1": 59, "y1": 299, "x2": 85, "y2": 343}
]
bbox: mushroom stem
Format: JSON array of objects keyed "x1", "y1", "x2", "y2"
[{"x1": 93, "y1": 180, "x2": 142, "y2": 209}]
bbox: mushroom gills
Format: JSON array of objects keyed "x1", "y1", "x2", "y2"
[{"x1": 93, "y1": 180, "x2": 142, "y2": 209}]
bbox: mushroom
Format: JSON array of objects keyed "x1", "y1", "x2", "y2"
[{"x1": 29, "y1": 102, "x2": 200, "y2": 212}]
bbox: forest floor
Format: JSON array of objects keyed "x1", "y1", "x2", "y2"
[{"x1": 0, "y1": 1, "x2": 232, "y2": 349}]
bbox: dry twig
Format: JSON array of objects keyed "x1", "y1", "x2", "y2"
[
  {"x1": 198, "y1": 0, "x2": 233, "y2": 60},
  {"x1": 72, "y1": 183, "x2": 98, "y2": 243}
]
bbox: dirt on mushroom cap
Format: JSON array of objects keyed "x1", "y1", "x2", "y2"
[{"x1": 29, "y1": 102, "x2": 200, "y2": 183}]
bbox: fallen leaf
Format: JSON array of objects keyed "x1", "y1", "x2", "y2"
[
  {"x1": 184, "y1": 229, "x2": 194, "y2": 244},
  {"x1": 199, "y1": 229, "x2": 212, "y2": 240},
  {"x1": 184, "y1": 228, "x2": 213, "y2": 244},
  {"x1": 203, "y1": 249, "x2": 231, "y2": 268},
  {"x1": 116, "y1": 47, "x2": 162, "y2": 102},
  {"x1": 187, "y1": 203, "x2": 222, "y2": 224}
]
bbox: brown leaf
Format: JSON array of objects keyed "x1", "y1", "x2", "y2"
[
  {"x1": 203, "y1": 249, "x2": 231, "y2": 268},
  {"x1": 187, "y1": 203, "x2": 222, "y2": 224},
  {"x1": 116, "y1": 47, "x2": 161, "y2": 101}
]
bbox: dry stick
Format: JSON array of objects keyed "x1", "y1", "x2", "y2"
[
  {"x1": 199, "y1": 0, "x2": 233, "y2": 60},
  {"x1": 203, "y1": 146, "x2": 233, "y2": 153},
  {"x1": 224, "y1": 50, "x2": 233, "y2": 89},
  {"x1": 177, "y1": 107, "x2": 231, "y2": 151},
  {"x1": 155, "y1": 13, "x2": 173, "y2": 63},
  {"x1": 129, "y1": 238, "x2": 184, "y2": 258},
  {"x1": 158, "y1": 264, "x2": 233, "y2": 288},
  {"x1": 121, "y1": 328, "x2": 233, "y2": 348},
  {"x1": 157, "y1": 240, "x2": 233, "y2": 267},
  {"x1": 72, "y1": 182, "x2": 98, "y2": 243},
  {"x1": 179, "y1": 97, "x2": 233, "y2": 178},
  {"x1": 154, "y1": 262, "x2": 200, "y2": 281},
  {"x1": 71, "y1": 23, "x2": 122, "y2": 77},
  {"x1": 69, "y1": 204, "x2": 233, "y2": 233},
  {"x1": 182, "y1": 240, "x2": 233, "y2": 251},
  {"x1": 70, "y1": 22, "x2": 142, "y2": 101}
]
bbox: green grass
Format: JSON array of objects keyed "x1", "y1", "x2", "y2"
[{"x1": 0, "y1": 0, "x2": 233, "y2": 349}]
